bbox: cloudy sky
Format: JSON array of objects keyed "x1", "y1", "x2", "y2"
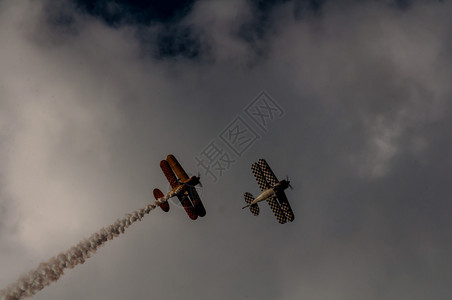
[{"x1": 1, "y1": 0, "x2": 451, "y2": 299}]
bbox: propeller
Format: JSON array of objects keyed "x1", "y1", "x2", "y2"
[
  {"x1": 186, "y1": 172, "x2": 202, "y2": 188},
  {"x1": 197, "y1": 172, "x2": 203, "y2": 188},
  {"x1": 286, "y1": 176, "x2": 294, "y2": 190}
]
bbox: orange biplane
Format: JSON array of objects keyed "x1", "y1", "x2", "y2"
[{"x1": 153, "y1": 154, "x2": 206, "y2": 220}]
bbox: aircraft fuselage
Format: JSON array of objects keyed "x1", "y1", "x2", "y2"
[
  {"x1": 170, "y1": 175, "x2": 201, "y2": 196},
  {"x1": 250, "y1": 180, "x2": 291, "y2": 205},
  {"x1": 250, "y1": 188, "x2": 276, "y2": 205}
]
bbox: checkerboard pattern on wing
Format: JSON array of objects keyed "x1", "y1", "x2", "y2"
[
  {"x1": 266, "y1": 198, "x2": 287, "y2": 224},
  {"x1": 276, "y1": 191, "x2": 295, "y2": 222},
  {"x1": 257, "y1": 159, "x2": 279, "y2": 187},
  {"x1": 251, "y1": 163, "x2": 270, "y2": 191}
]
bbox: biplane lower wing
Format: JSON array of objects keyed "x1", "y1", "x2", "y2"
[
  {"x1": 160, "y1": 160, "x2": 179, "y2": 189},
  {"x1": 177, "y1": 194, "x2": 198, "y2": 220},
  {"x1": 187, "y1": 186, "x2": 206, "y2": 217},
  {"x1": 251, "y1": 163, "x2": 270, "y2": 191},
  {"x1": 267, "y1": 197, "x2": 287, "y2": 224},
  {"x1": 276, "y1": 191, "x2": 294, "y2": 222}
]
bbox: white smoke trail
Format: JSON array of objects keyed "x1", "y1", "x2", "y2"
[{"x1": 0, "y1": 187, "x2": 182, "y2": 300}]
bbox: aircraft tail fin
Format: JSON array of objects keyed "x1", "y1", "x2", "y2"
[
  {"x1": 153, "y1": 188, "x2": 169, "y2": 212},
  {"x1": 244, "y1": 192, "x2": 259, "y2": 216}
]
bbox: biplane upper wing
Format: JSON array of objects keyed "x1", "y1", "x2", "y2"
[
  {"x1": 160, "y1": 159, "x2": 198, "y2": 220},
  {"x1": 251, "y1": 162, "x2": 286, "y2": 224},
  {"x1": 167, "y1": 154, "x2": 189, "y2": 182},
  {"x1": 257, "y1": 159, "x2": 294, "y2": 222}
]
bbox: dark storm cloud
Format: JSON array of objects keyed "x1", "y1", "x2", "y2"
[
  {"x1": 72, "y1": 0, "x2": 196, "y2": 25},
  {"x1": 1, "y1": 0, "x2": 452, "y2": 299},
  {"x1": 43, "y1": 0, "x2": 202, "y2": 59},
  {"x1": 43, "y1": 0, "x2": 327, "y2": 60},
  {"x1": 153, "y1": 24, "x2": 206, "y2": 59}
]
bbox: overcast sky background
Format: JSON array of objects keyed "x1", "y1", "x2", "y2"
[{"x1": 1, "y1": 0, "x2": 451, "y2": 299}]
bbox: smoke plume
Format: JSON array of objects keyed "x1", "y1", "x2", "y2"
[{"x1": 0, "y1": 188, "x2": 182, "y2": 300}]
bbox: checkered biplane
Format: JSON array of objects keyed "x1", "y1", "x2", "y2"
[
  {"x1": 153, "y1": 154, "x2": 206, "y2": 220},
  {"x1": 242, "y1": 159, "x2": 295, "y2": 224}
]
